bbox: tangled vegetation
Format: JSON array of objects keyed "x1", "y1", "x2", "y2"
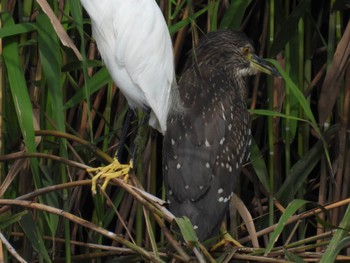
[{"x1": 0, "y1": 0, "x2": 349, "y2": 262}]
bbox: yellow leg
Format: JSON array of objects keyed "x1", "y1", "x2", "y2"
[
  {"x1": 87, "y1": 158, "x2": 133, "y2": 195},
  {"x1": 210, "y1": 231, "x2": 243, "y2": 251}
]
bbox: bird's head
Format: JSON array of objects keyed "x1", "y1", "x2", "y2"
[{"x1": 194, "y1": 29, "x2": 280, "y2": 78}]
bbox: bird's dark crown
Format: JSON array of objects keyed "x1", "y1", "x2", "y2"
[{"x1": 190, "y1": 29, "x2": 257, "y2": 77}]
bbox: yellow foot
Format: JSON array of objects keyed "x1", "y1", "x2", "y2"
[
  {"x1": 210, "y1": 232, "x2": 243, "y2": 251},
  {"x1": 87, "y1": 158, "x2": 133, "y2": 195}
]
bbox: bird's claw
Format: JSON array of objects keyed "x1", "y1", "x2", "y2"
[
  {"x1": 87, "y1": 158, "x2": 133, "y2": 195},
  {"x1": 210, "y1": 232, "x2": 243, "y2": 251}
]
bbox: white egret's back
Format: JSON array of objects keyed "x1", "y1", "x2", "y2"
[{"x1": 80, "y1": 0, "x2": 180, "y2": 134}]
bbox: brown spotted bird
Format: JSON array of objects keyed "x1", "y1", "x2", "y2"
[{"x1": 163, "y1": 29, "x2": 280, "y2": 241}]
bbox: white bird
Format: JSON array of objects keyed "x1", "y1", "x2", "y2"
[
  {"x1": 80, "y1": 0, "x2": 181, "y2": 135},
  {"x1": 81, "y1": 0, "x2": 182, "y2": 193}
]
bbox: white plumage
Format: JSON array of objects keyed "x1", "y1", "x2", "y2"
[{"x1": 80, "y1": 0, "x2": 179, "y2": 134}]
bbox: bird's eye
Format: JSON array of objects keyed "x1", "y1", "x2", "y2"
[{"x1": 242, "y1": 46, "x2": 250, "y2": 55}]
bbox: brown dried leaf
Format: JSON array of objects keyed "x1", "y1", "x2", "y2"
[
  {"x1": 0, "y1": 156, "x2": 28, "y2": 197},
  {"x1": 231, "y1": 194, "x2": 259, "y2": 248},
  {"x1": 318, "y1": 20, "x2": 350, "y2": 126},
  {"x1": 36, "y1": 0, "x2": 83, "y2": 61}
]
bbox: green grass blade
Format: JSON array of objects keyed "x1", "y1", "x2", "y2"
[
  {"x1": 144, "y1": 210, "x2": 159, "y2": 258},
  {"x1": 250, "y1": 138, "x2": 270, "y2": 192},
  {"x1": 276, "y1": 140, "x2": 323, "y2": 203},
  {"x1": 264, "y1": 199, "x2": 310, "y2": 255},
  {"x1": 63, "y1": 67, "x2": 111, "y2": 109},
  {"x1": 251, "y1": 109, "x2": 311, "y2": 124},
  {"x1": 320, "y1": 204, "x2": 350, "y2": 262},
  {"x1": 19, "y1": 213, "x2": 51, "y2": 262},
  {"x1": 284, "y1": 249, "x2": 306, "y2": 263},
  {"x1": 0, "y1": 23, "x2": 36, "y2": 38},
  {"x1": 0, "y1": 210, "x2": 28, "y2": 229},
  {"x1": 270, "y1": 0, "x2": 311, "y2": 55},
  {"x1": 169, "y1": 7, "x2": 208, "y2": 34},
  {"x1": 1, "y1": 12, "x2": 40, "y2": 183},
  {"x1": 268, "y1": 60, "x2": 318, "y2": 129},
  {"x1": 219, "y1": 0, "x2": 252, "y2": 29},
  {"x1": 275, "y1": 125, "x2": 339, "y2": 204},
  {"x1": 269, "y1": 59, "x2": 333, "y2": 170},
  {"x1": 70, "y1": 0, "x2": 94, "y2": 140},
  {"x1": 208, "y1": 0, "x2": 220, "y2": 31},
  {"x1": 36, "y1": 12, "x2": 70, "y2": 259},
  {"x1": 36, "y1": 14, "x2": 64, "y2": 132},
  {"x1": 175, "y1": 217, "x2": 199, "y2": 244}
]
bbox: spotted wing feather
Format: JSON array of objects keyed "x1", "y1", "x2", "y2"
[{"x1": 163, "y1": 64, "x2": 249, "y2": 241}]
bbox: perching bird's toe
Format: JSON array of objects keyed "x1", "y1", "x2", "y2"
[{"x1": 87, "y1": 159, "x2": 132, "y2": 195}]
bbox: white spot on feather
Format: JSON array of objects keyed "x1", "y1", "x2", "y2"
[{"x1": 205, "y1": 139, "x2": 210, "y2": 147}]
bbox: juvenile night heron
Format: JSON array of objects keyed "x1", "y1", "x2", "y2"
[
  {"x1": 80, "y1": 0, "x2": 182, "y2": 193},
  {"x1": 163, "y1": 29, "x2": 280, "y2": 241}
]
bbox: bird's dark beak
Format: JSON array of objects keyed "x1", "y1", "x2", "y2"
[{"x1": 248, "y1": 54, "x2": 281, "y2": 77}]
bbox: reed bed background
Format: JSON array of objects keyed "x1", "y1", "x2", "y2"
[{"x1": 0, "y1": 0, "x2": 349, "y2": 262}]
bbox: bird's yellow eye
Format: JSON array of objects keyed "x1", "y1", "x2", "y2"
[{"x1": 242, "y1": 46, "x2": 250, "y2": 55}]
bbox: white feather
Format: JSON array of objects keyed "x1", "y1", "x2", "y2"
[{"x1": 80, "y1": 0, "x2": 176, "y2": 134}]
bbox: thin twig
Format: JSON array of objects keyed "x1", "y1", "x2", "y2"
[
  {"x1": 0, "y1": 199, "x2": 163, "y2": 263},
  {"x1": 0, "y1": 232, "x2": 27, "y2": 263}
]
